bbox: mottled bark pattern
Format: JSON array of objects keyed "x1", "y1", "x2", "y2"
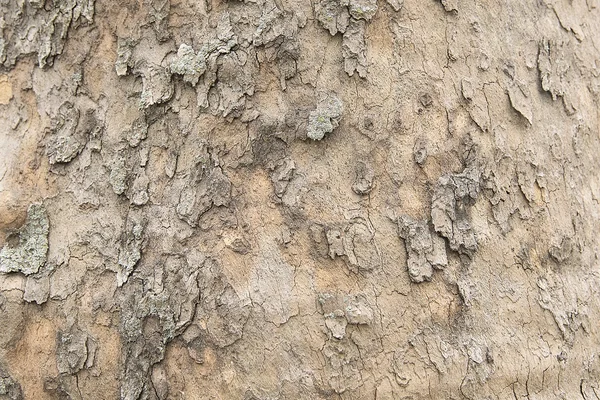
[{"x1": 0, "y1": 0, "x2": 599, "y2": 399}]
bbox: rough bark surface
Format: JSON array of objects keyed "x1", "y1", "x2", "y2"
[{"x1": 1, "y1": 0, "x2": 600, "y2": 399}]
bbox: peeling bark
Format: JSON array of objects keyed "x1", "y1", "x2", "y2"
[{"x1": 1, "y1": 0, "x2": 600, "y2": 398}]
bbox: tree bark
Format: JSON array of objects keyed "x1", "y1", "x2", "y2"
[{"x1": 0, "y1": 0, "x2": 599, "y2": 399}]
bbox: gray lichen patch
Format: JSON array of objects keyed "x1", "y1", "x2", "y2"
[
  {"x1": 0, "y1": 204, "x2": 49, "y2": 275},
  {"x1": 307, "y1": 91, "x2": 343, "y2": 140},
  {"x1": 431, "y1": 167, "x2": 480, "y2": 256},
  {"x1": 169, "y1": 44, "x2": 207, "y2": 87},
  {"x1": 348, "y1": 0, "x2": 378, "y2": 21},
  {"x1": 397, "y1": 216, "x2": 448, "y2": 283}
]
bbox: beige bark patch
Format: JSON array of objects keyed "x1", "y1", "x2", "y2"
[
  {"x1": 0, "y1": 75, "x2": 12, "y2": 104},
  {"x1": 8, "y1": 317, "x2": 59, "y2": 399}
]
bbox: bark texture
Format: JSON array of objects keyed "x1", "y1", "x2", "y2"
[{"x1": 1, "y1": 0, "x2": 600, "y2": 399}]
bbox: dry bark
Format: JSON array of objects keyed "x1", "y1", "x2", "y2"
[{"x1": 1, "y1": 0, "x2": 600, "y2": 399}]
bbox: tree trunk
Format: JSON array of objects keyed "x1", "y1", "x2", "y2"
[{"x1": 1, "y1": 0, "x2": 599, "y2": 399}]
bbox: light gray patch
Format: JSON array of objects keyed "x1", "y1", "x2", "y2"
[
  {"x1": 342, "y1": 18, "x2": 368, "y2": 78},
  {"x1": 1, "y1": 0, "x2": 95, "y2": 69},
  {"x1": 198, "y1": 259, "x2": 250, "y2": 348},
  {"x1": 431, "y1": 167, "x2": 480, "y2": 256},
  {"x1": 386, "y1": 0, "x2": 404, "y2": 11},
  {"x1": 23, "y1": 273, "x2": 50, "y2": 304},
  {"x1": 119, "y1": 254, "x2": 201, "y2": 400},
  {"x1": 115, "y1": 37, "x2": 136, "y2": 77},
  {"x1": 116, "y1": 212, "x2": 146, "y2": 287},
  {"x1": 319, "y1": 293, "x2": 348, "y2": 339},
  {"x1": 343, "y1": 294, "x2": 373, "y2": 325},
  {"x1": 537, "y1": 38, "x2": 575, "y2": 115},
  {"x1": 213, "y1": 50, "x2": 256, "y2": 117},
  {"x1": 56, "y1": 327, "x2": 97, "y2": 375},
  {"x1": 397, "y1": 216, "x2": 447, "y2": 283},
  {"x1": 137, "y1": 63, "x2": 174, "y2": 109},
  {"x1": 537, "y1": 275, "x2": 585, "y2": 344},
  {"x1": 109, "y1": 153, "x2": 128, "y2": 195},
  {"x1": 314, "y1": 0, "x2": 351, "y2": 35},
  {"x1": 321, "y1": 339, "x2": 364, "y2": 393},
  {"x1": 176, "y1": 165, "x2": 232, "y2": 227},
  {"x1": 307, "y1": 91, "x2": 343, "y2": 140},
  {"x1": 193, "y1": 12, "x2": 239, "y2": 110},
  {"x1": 348, "y1": 0, "x2": 378, "y2": 20},
  {"x1": 440, "y1": 0, "x2": 458, "y2": 12},
  {"x1": 507, "y1": 82, "x2": 533, "y2": 125},
  {"x1": 249, "y1": 241, "x2": 298, "y2": 326},
  {"x1": 126, "y1": 116, "x2": 149, "y2": 148},
  {"x1": 0, "y1": 204, "x2": 49, "y2": 275},
  {"x1": 169, "y1": 44, "x2": 207, "y2": 87},
  {"x1": 461, "y1": 78, "x2": 475, "y2": 101}
]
